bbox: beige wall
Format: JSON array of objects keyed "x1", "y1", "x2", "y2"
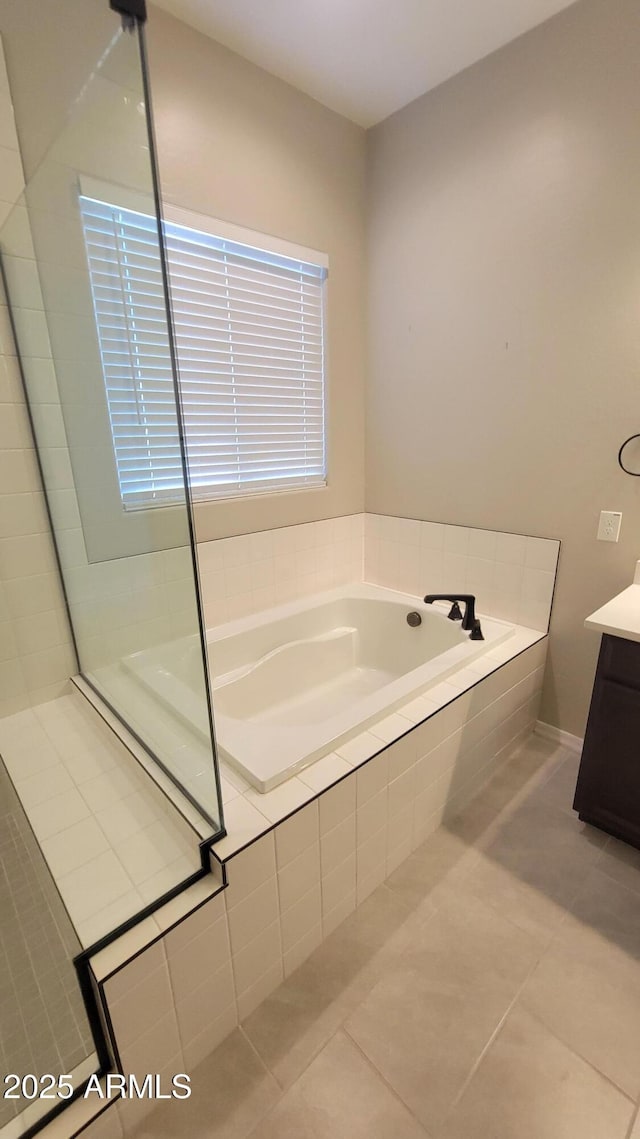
[
  {"x1": 366, "y1": 0, "x2": 640, "y2": 736},
  {"x1": 146, "y1": 6, "x2": 367, "y2": 540}
]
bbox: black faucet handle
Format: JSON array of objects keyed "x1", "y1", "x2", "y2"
[
  {"x1": 423, "y1": 593, "x2": 477, "y2": 632},
  {"x1": 448, "y1": 601, "x2": 463, "y2": 621}
]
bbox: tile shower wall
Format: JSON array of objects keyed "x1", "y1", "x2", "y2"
[
  {"x1": 0, "y1": 34, "x2": 202, "y2": 718},
  {"x1": 0, "y1": 153, "x2": 197, "y2": 685},
  {"x1": 95, "y1": 637, "x2": 544, "y2": 1136},
  {"x1": 0, "y1": 36, "x2": 75, "y2": 718}
]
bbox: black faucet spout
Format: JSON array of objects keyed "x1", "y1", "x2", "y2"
[{"x1": 424, "y1": 593, "x2": 477, "y2": 632}]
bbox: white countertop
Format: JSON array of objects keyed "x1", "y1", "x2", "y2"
[{"x1": 585, "y1": 562, "x2": 640, "y2": 644}]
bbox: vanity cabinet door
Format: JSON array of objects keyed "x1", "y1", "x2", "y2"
[{"x1": 574, "y1": 658, "x2": 640, "y2": 848}]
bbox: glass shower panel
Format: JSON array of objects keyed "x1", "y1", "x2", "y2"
[{"x1": 0, "y1": 18, "x2": 223, "y2": 830}]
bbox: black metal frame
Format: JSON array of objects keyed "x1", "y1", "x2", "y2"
[{"x1": 110, "y1": 0, "x2": 146, "y2": 22}]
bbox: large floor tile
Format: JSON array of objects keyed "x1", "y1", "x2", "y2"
[
  {"x1": 439, "y1": 1006, "x2": 634, "y2": 1139},
  {"x1": 242, "y1": 885, "x2": 416, "y2": 1089},
  {"x1": 532, "y1": 750, "x2": 580, "y2": 814},
  {"x1": 344, "y1": 891, "x2": 542, "y2": 1131},
  {"x1": 460, "y1": 795, "x2": 607, "y2": 940},
  {"x1": 520, "y1": 938, "x2": 640, "y2": 1098},
  {"x1": 593, "y1": 836, "x2": 640, "y2": 897},
  {"x1": 131, "y1": 1029, "x2": 280, "y2": 1139},
  {"x1": 385, "y1": 828, "x2": 478, "y2": 913},
  {"x1": 558, "y1": 869, "x2": 640, "y2": 983},
  {"x1": 480, "y1": 795, "x2": 607, "y2": 900},
  {"x1": 446, "y1": 735, "x2": 564, "y2": 848},
  {"x1": 248, "y1": 1031, "x2": 428, "y2": 1139},
  {"x1": 459, "y1": 854, "x2": 575, "y2": 943}
]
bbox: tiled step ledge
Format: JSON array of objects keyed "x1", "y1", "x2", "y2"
[
  {"x1": 0, "y1": 687, "x2": 213, "y2": 950},
  {"x1": 71, "y1": 676, "x2": 217, "y2": 844}
]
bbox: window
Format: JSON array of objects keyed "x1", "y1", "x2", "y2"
[{"x1": 79, "y1": 194, "x2": 328, "y2": 509}]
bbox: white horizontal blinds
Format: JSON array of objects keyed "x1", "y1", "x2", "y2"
[
  {"x1": 165, "y1": 224, "x2": 326, "y2": 499},
  {"x1": 79, "y1": 194, "x2": 327, "y2": 509},
  {"x1": 79, "y1": 196, "x2": 185, "y2": 508}
]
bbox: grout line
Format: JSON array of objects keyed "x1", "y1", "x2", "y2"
[
  {"x1": 445, "y1": 950, "x2": 547, "y2": 1120},
  {"x1": 625, "y1": 1102, "x2": 640, "y2": 1139},
  {"x1": 161, "y1": 940, "x2": 189, "y2": 1072},
  {"x1": 237, "y1": 1025, "x2": 285, "y2": 1095},
  {"x1": 343, "y1": 1027, "x2": 435, "y2": 1136},
  {"x1": 518, "y1": 1004, "x2": 638, "y2": 1108}
]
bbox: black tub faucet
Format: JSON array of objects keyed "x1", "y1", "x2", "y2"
[{"x1": 424, "y1": 593, "x2": 479, "y2": 635}]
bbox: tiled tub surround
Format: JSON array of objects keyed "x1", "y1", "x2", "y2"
[
  {"x1": 197, "y1": 514, "x2": 364, "y2": 628},
  {"x1": 215, "y1": 628, "x2": 547, "y2": 858},
  {"x1": 95, "y1": 514, "x2": 556, "y2": 811},
  {"x1": 0, "y1": 692, "x2": 205, "y2": 948},
  {"x1": 80, "y1": 634, "x2": 546, "y2": 1138},
  {"x1": 197, "y1": 513, "x2": 558, "y2": 632},
  {"x1": 363, "y1": 514, "x2": 559, "y2": 632},
  {"x1": 194, "y1": 515, "x2": 558, "y2": 833},
  {"x1": 126, "y1": 584, "x2": 517, "y2": 793},
  {"x1": 211, "y1": 588, "x2": 514, "y2": 792}
]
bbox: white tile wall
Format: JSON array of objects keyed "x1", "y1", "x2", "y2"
[
  {"x1": 94, "y1": 891, "x2": 233, "y2": 1132},
  {"x1": 364, "y1": 513, "x2": 559, "y2": 631},
  {"x1": 197, "y1": 514, "x2": 363, "y2": 627},
  {"x1": 196, "y1": 512, "x2": 558, "y2": 638},
  {"x1": 0, "y1": 36, "x2": 75, "y2": 717}
]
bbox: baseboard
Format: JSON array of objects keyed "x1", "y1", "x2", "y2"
[{"x1": 535, "y1": 720, "x2": 583, "y2": 754}]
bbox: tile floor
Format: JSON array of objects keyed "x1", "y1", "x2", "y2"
[{"x1": 130, "y1": 733, "x2": 640, "y2": 1139}]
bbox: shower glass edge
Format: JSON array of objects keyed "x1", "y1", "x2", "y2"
[{"x1": 0, "y1": 7, "x2": 224, "y2": 835}]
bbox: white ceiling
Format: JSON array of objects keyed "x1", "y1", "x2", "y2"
[{"x1": 151, "y1": 0, "x2": 580, "y2": 128}]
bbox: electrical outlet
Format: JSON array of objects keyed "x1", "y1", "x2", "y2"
[{"x1": 597, "y1": 511, "x2": 622, "y2": 542}]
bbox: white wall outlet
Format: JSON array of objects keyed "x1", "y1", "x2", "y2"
[{"x1": 597, "y1": 510, "x2": 622, "y2": 542}]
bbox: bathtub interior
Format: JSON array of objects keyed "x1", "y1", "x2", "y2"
[{"x1": 122, "y1": 585, "x2": 518, "y2": 792}]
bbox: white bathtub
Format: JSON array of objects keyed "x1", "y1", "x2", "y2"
[{"x1": 122, "y1": 584, "x2": 514, "y2": 792}]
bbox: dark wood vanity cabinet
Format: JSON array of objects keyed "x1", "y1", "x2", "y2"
[{"x1": 573, "y1": 633, "x2": 640, "y2": 849}]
